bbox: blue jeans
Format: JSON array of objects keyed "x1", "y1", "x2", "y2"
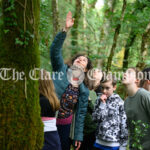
[
  {"x1": 42, "y1": 131, "x2": 61, "y2": 150},
  {"x1": 93, "y1": 143, "x2": 119, "y2": 150}
]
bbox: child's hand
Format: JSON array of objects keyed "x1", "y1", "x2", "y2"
[{"x1": 100, "y1": 94, "x2": 107, "y2": 103}]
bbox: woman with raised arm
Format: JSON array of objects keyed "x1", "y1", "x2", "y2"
[{"x1": 50, "y1": 11, "x2": 93, "y2": 150}]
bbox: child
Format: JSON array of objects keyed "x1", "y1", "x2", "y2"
[
  {"x1": 79, "y1": 68, "x2": 103, "y2": 150},
  {"x1": 92, "y1": 74, "x2": 128, "y2": 150},
  {"x1": 140, "y1": 67, "x2": 150, "y2": 91},
  {"x1": 87, "y1": 68, "x2": 103, "y2": 91},
  {"x1": 123, "y1": 67, "x2": 150, "y2": 150},
  {"x1": 39, "y1": 70, "x2": 61, "y2": 150}
]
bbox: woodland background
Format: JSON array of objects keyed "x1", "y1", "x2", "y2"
[
  {"x1": 39, "y1": 0, "x2": 150, "y2": 98},
  {"x1": 0, "y1": 0, "x2": 150, "y2": 149},
  {"x1": 39, "y1": 0, "x2": 150, "y2": 72}
]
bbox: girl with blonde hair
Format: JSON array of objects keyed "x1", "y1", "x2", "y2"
[{"x1": 39, "y1": 69, "x2": 61, "y2": 150}]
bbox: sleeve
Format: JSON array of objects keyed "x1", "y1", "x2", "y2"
[
  {"x1": 74, "y1": 90, "x2": 89, "y2": 141},
  {"x1": 50, "y1": 32, "x2": 67, "y2": 71},
  {"x1": 92, "y1": 95, "x2": 108, "y2": 122},
  {"x1": 142, "y1": 92, "x2": 150, "y2": 117},
  {"x1": 119, "y1": 101, "x2": 128, "y2": 149}
]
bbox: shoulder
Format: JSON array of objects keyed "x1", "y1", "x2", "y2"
[
  {"x1": 55, "y1": 64, "x2": 68, "y2": 75},
  {"x1": 40, "y1": 94, "x2": 49, "y2": 102},
  {"x1": 79, "y1": 83, "x2": 89, "y2": 95},
  {"x1": 40, "y1": 94, "x2": 51, "y2": 107},
  {"x1": 111, "y1": 93, "x2": 124, "y2": 105},
  {"x1": 78, "y1": 83, "x2": 89, "y2": 104},
  {"x1": 138, "y1": 88, "x2": 150, "y2": 104},
  {"x1": 138, "y1": 88, "x2": 150, "y2": 97}
]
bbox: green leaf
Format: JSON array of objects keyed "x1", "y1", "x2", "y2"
[
  {"x1": 4, "y1": 29, "x2": 10, "y2": 34},
  {"x1": 15, "y1": 38, "x2": 24, "y2": 46}
]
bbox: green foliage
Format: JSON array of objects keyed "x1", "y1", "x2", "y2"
[
  {"x1": 4, "y1": 0, "x2": 15, "y2": 12},
  {"x1": 39, "y1": 0, "x2": 150, "y2": 72},
  {"x1": 39, "y1": 0, "x2": 52, "y2": 71},
  {"x1": 15, "y1": 30, "x2": 34, "y2": 47},
  {"x1": 131, "y1": 120, "x2": 150, "y2": 150}
]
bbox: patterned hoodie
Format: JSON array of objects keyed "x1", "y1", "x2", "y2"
[{"x1": 92, "y1": 93, "x2": 128, "y2": 149}]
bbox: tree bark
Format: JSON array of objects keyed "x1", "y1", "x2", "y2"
[
  {"x1": 136, "y1": 23, "x2": 150, "y2": 69},
  {"x1": 0, "y1": 0, "x2": 43, "y2": 149},
  {"x1": 52, "y1": 0, "x2": 60, "y2": 38},
  {"x1": 96, "y1": 0, "x2": 117, "y2": 68},
  {"x1": 122, "y1": 31, "x2": 136, "y2": 70},
  {"x1": 106, "y1": 0, "x2": 127, "y2": 72},
  {"x1": 122, "y1": 2, "x2": 147, "y2": 70},
  {"x1": 71, "y1": 0, "x2": 82, "y2": 56},
  {"x1": 90, "y1": 0, "x2": 97, "y2": 8}
]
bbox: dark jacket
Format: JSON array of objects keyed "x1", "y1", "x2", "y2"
[
  {"x1": 50, "y1": 32, "x2": 89, "y2": 141},
  {"x1": 40, "y1": 94, "x2": 55, "y2": 117}
]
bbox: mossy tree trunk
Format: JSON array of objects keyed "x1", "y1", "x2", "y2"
[
  {"x1": 136, "y1": 23, "x2": 150, "y2": 70},
  {"x1": 122, "y1": 3, "x2": 147, "y2": 70},
  {"x1": 71, "y1": 0, "x2": 82, "y2": 56},
  {"x1": 96, "y1": 0, "x2": 117, "y2": 68},
  {"x1": 106, "y1": 0, "x2": 127, "y2": 72},
  {"x1": 122, "y1": 30, "x2": 136, "y2": 70},
  {"x1": 52, "y1": 0, "x2": 60, "y2": 38},
  {"x1": 0, "y1": 0, "x2": 43, "y2": 150}
]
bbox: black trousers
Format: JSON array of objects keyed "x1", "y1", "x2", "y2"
[
  {"x1": 79, "y1": 132, "x2": 96, "y2": 150},
  {"x1": 57, "y1": 124, "x2": 71, "y2": 150}
]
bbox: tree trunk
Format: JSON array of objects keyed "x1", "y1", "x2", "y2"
[
  {"x1": 90, "y1": 0, "x2": 97, "y2": 8},
  {"x1": 0, "y1": 0, "x2": 43, "y2": 149},
  {"x1": 83, "y1": 0, "x2": 87, "y2": 52},
  {"x1": 106, "y1": 0, "x2": 127, "y2": 72},
  {"x1": 52, "y1": 0, "x2": 60, "y2": 38},
  {"x1": 122, "y1": 30, "x2": 136, "y2": 70},
  {"x1": 136, "y1": 23, "x2": 150, "y2": 69},
  {"x1": 96, "y1": 0, "x2": 117, "y2": 68},
  {"x1": 122, "y1": 2, "x2": 147, "y2": 70},
  {"x1": 71, "y1": 0, "x2": 82, "y2": 56}
]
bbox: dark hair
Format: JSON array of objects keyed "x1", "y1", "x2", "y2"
[
  {"x1": 128, "y1": 67, "x2": 141, "y2": 79},
  {"x1": 95, "y1": 85, "x2": 102, "y2": 95},
  {"x1": 101, "y1": 74, "x2": 117, "y2": 86},
  {"x1": 65, "y1": 54, "x2": 93, "y2": 88},
  {"x1": 140, "y1": 67, "x2": 150, "y2": 87},
  {"x1": 142, "y1": 67, "x2": 150, "y2": 80},
  {"x1": 71, "y1": 54, "x2": 92, "y2": 71}
]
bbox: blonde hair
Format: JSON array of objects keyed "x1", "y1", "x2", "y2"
[{"x1": 39, "y1": 70, "x2": 60, "y2": 111}]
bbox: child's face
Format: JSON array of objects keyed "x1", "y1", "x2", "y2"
[
  {"x1": 122, "y1": 68, "x2": 137, "y2": 85},
  {"x1": 92, "y1": 68, "x2": 103, "y2": 81},
  {"x1": 101, "y1": 81, "x2": 116, "y2": 98}
]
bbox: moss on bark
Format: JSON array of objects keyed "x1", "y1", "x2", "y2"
[{"x1": 0, "y1": 0, "x2": 43, "y2": 149}]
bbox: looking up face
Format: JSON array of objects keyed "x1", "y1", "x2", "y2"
[
  {"x1": 73, "y1": 56, "x2": 88, "y2": 72},
  {"x1": 92, "y1": 68, "x2": 103, "y2": 81},
  {"x1": 122, "y1": 68, "x2": 137, "y2": 85},
  {"x1": 101, "y1": 81, "x2": 116, "y2": 98}
]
